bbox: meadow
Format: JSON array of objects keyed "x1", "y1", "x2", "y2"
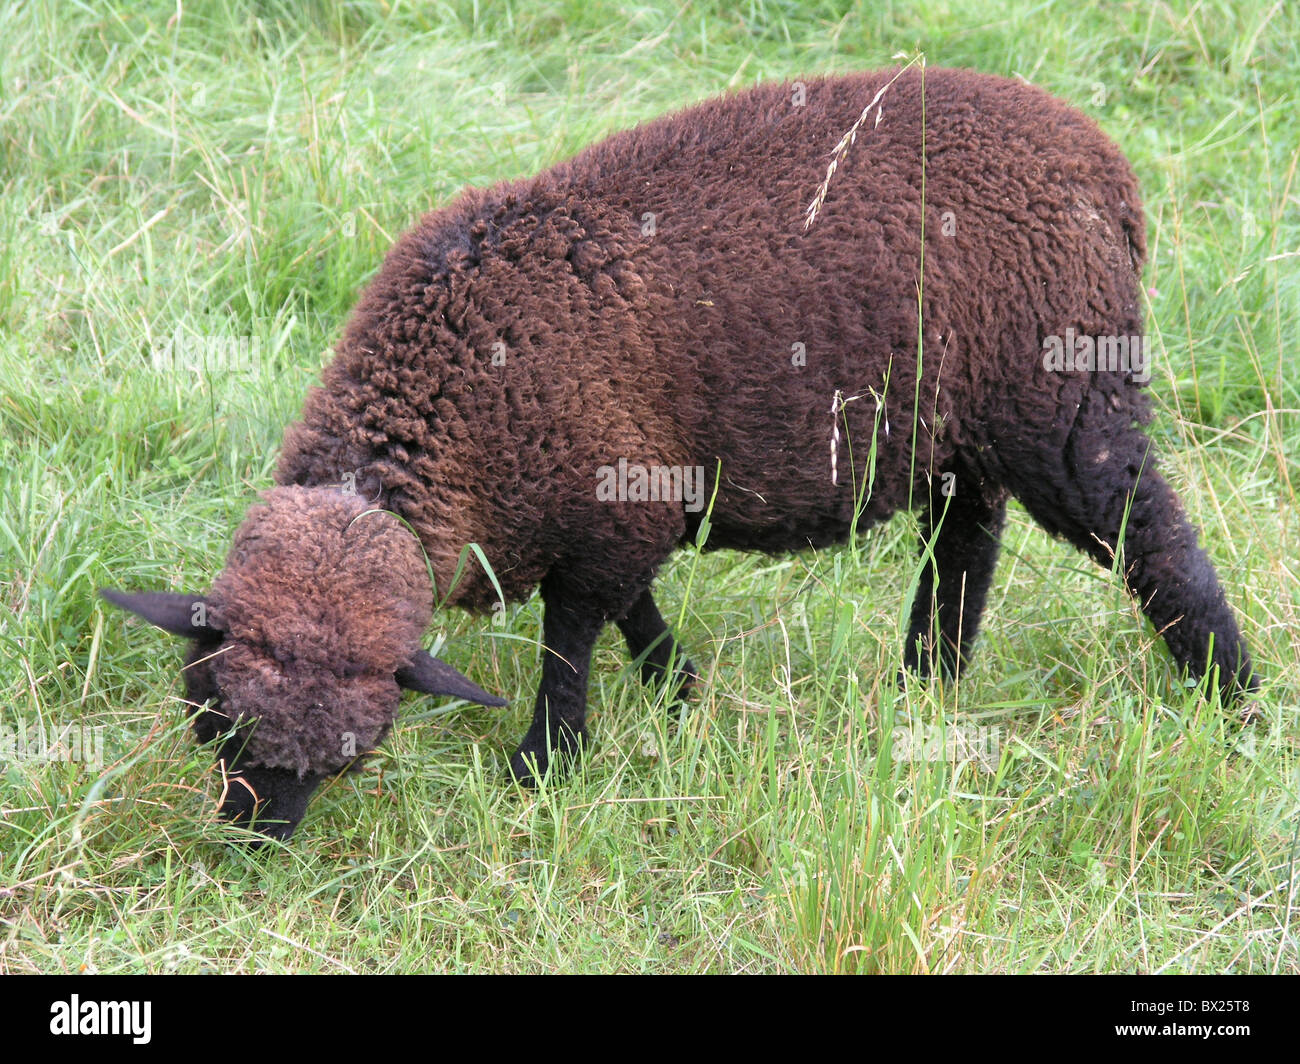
[{"x1": 1, "y1": 0, "x2": 1296, "y2": 973}]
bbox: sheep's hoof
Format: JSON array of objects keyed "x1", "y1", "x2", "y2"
[
  {"x1": 658, "y1": 659, "x2": 702, "y2": 707},
  {"x1": 638, "y1": 656, "x2": 701, "y2": 704},
  {"x1": 678, "y1": 659, "x2": 702, "y2": 691},
  {"x1": 509, "y1": 727, "x2": 587, "y2": 788}
]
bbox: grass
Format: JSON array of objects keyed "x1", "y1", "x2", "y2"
[{"x1": 1, "y1": 0, "x2": 1297, "y2": 973}]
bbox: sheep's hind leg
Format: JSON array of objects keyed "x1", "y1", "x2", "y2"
[
  {"x1": 902, "y1": 474, "x2": 1007, "y2": 681},
  {"x1": 1005, "y1": 389, "x2": 1256, "y2": 703},
  {"x1": 617, "y1": 588, "x2": 699, "y2": 703}
]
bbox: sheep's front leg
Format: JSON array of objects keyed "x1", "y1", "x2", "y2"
[
  {"x1": 903, "y1": 475, "x2": 1008, "y2": 680},
  {"x1": 617, "y1": 588, "x2": 699, "y2": 703},
  {"x1": 510, "y1": 574, "x2": 605, "y2": 786}
]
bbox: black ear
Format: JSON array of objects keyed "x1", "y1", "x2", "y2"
[
  {"x1": 100, "y1": 589, "x2": 218, "y2": 637},
  {"x1": 397, "y1": 649, "x2": 507, "y2": 707}
]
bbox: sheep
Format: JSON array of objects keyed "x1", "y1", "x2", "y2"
[{"x1": 105, "y1": 67, "x2": 1256, "y2": 842}]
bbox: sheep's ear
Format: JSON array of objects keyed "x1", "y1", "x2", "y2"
[
  {"x1": 397, "y1": 650, "x2": 507, "y2": 707},
  {"x1": 100, "y1": 589, "x2": 218, "y2": 637}
]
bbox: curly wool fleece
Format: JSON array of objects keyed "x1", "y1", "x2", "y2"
[
  {"x1": 270, "y1": 67, "x2": 1252, "y2": 788},
  {"x1": 205, "y1": 487, "x2": 432, "y2": 776}
]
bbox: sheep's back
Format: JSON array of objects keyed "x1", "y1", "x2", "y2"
[
  {"x1": 548, "y1": 68, "x2": 1147, "y2": 546},
  {"x1": 282, "y1": 68, "x2": 1149, "y2": 597}
]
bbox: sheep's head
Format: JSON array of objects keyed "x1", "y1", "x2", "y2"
[{"x1": 102, "y1": 486, "x2": 505, "y2": 844}]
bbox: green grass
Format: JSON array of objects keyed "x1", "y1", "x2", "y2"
[{"x1": 1, "y1": 0, "x2": 1296, "y2": 973}]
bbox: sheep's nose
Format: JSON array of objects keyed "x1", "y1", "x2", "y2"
[
  {"x1": 218, "y1": 773, "x2": 261, "y2": 825},
  {"x1": 215, "y1": 763, "x2": 320, "y2": 844},
  {"x1": 218, "y1": 785, "x2": 303, "y2": 844},
  {"x1": 246, "y1": 817, "x2": 301, "y2": 846}
]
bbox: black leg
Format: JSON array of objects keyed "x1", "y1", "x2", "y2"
[
  {"x1": 903, "y1": 473, "x2": 1007, "y2": 680},
  {"x1": 509, "y1": 482, "x2": 689, "y2": 784},
  {"x1": 617, "y1": 587, "x2": 699, "y2": 700},
  {"x1": 510, "y1": 572, "x2": 607, "y2": 786},
  {"x1": 1006, "y1": 389, "x2": 1255, "y2": 702}
]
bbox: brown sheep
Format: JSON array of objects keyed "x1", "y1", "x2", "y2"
[{"x1": 105, "y1": 67, "x2": 1256, "y2": 843}]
